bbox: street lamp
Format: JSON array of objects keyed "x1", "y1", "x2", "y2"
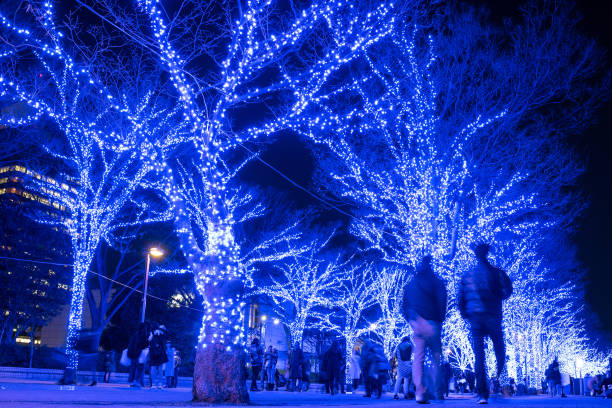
[
  {"x1": 576, "y1": 359, "x2": 584, "y2": 395},
  {"x1": 141, "y1": 247, "x2": 164, "y2": 323}
]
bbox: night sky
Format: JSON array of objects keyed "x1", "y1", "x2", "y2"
[{"x1": 244, "y1": 0, "x2": 612, "y2": 339}]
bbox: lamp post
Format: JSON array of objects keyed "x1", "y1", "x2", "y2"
[
  {"x1": 141, "y1": 247, "x2": 164, "y2": 323},
  {"x1": 576, "y1": 359, "x2": 584, "y2": 396}
]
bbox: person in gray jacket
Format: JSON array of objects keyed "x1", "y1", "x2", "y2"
[{"x1": 404, "y1": 255, "x2": 447, "y2": 404}]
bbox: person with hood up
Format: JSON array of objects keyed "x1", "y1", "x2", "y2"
[
  {"x1": 148, "y1": 324, "x2": 168, "y2": 389},
  {"x1": 393, "y1": 336, "x2": 413, "y2": 399},
  {"x1": 404, "y1": 255, "x2": 447, "y2": 404},
  {"x1": 458, "y1": 243, "x2": 512, "y2": 404}
]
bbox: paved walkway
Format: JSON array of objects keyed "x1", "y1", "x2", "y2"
[{"x1": 0, "y1": 379, "x2": 608, "y2": 407}]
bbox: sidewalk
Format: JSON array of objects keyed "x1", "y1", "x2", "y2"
[{"x1": 0, "y1": 378, "x2": 609, "y2": 407}]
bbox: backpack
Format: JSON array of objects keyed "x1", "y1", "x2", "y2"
[{"x1": 149, "y1": 335, "x2": 165, "y2": 361}]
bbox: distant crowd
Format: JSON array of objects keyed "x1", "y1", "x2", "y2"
[{"x1": 246, "y1": 243, "x2": 612, "y2": 404}]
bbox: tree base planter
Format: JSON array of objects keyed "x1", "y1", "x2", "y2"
[{"x1": 193, "y1": 344, "x2": 249, "y2": 404}]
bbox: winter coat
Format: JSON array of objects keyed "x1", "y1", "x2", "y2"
[
  {"x1": 289, "y1": 347, "x2": 304, "y2": 379},
  {"x1": 127, "y1": 326, "x2": 149, "y2": 360},
  {"x1": 368, "y1": 344, "x2": 390, "y2": 381},
  {"x1": 323, "y1": 343, "x2": 343, "y2": 376},
  {"x1": 148, "y1": 327, "x2": 168, "y2": 366},
  {"x1": 249, "y1": 342, "x2": 263, "y2": 367},
  {"x1": 395, "y1": 341, "x2": 413, "y2": 378},
  {"x1": 545, "y1": 361, "x2": 562, "y2": 384},
  {"x1": 349, "y1": 350, "x2": 361, "y2": 380},
  {"x1": 164, "y1": 345, "x2": 175, "y2": 377},
  {"x1": 458, "y1": 259, "x2": 512, "y2": 320},
  {"x1": 404, "y1": 261, "x2": 447, "y2": 323},
  {"x1": 264, "y1": 348, "x2": 278, "y2": 368}
]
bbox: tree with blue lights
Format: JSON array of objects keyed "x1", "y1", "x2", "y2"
[
  {"x1": 0, "y1": 2, "x2": 180, "y2": 381},
  {"x1": 294, "y1": 2, "x2": 609, "y2": 377},
  {"x1": 103, "y1": 0, "x2": 401, "y2": 401},
  {"x1": 252, "y1": 232, "x2": 340, "y2": 348}
]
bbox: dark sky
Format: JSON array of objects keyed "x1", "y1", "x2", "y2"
[
  {"x1": 247, "y1": 0, "x2": 612, "y2": 338},
  {"x1": 571, "y1": 0, "x2": 612, "y2": 339}
]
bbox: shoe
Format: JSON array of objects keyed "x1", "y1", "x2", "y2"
[
  {"x1": 404, "y1": 395, "x2": 410, "y2": 399},
  {"x1": 478, "y1": 398, "x2": 488, "y2": 404},
  {"x1": 416, "y1": 399, "x2": 430, "y2": 404},
  {"x1": 88, "y1": 381, "x2": 97, "y2": 386},
  {"x1": 363, "y1": 394, "x2": 371, "y2": 398}
]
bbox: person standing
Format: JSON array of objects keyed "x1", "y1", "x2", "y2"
[
  {"x1": 393, "y1": 336, "x2": 413, "y2": 400},
  {"x1": 288, "y1": 345, "x2": 304, "y2": 391},
  {"x1": 545, "y1": 358, "x2": 562, "y2": 397},
  {"x1": 458, "y1": 243, "x2": 513, "y2": 405},
  {"x1": 263, "y1": 345, "x2": 278, "y2": 391},
  {"x1": 148, "y1": 324, "x2": 168, "y2": 389},
  {"x1": 249, "y1": 338, "x2": 263, "y2": 391},
  {"x1": 127, "y1": 322, "x2": 150, "y2": 388},
  {"x1": 164, "y1": 342, "x2": 175, "y2": 388},
  {"x1": 404, "y1": 255, "x2": 447, "y2": 404},
  {"x1": 323, "y1": 341, "x2": 343, "y2": 395},
  {"x1": 349, "y1": 347, "x2": 361, "y2": 393},
  {"x1": 441, "y1": 359, "x2": 452, "y2": 397}
]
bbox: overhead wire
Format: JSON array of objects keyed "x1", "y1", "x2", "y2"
[{"x1": 0, "y1": 255, "x2": 205, "y2": 314}]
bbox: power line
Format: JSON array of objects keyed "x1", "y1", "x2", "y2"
[{"x1": 0, "y1": 255, "x2": 205, "y2": 314}]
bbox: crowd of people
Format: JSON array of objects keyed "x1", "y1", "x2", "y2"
[
  {"x1": 246, "y1": 243, "x2": 518, "y2": 404},
  {"x1": 121, "y1": 322, "x2": 181, "y2": 389}
]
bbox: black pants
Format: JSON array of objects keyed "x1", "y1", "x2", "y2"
[
  {"x1": 470, "y1": 316, "x2": 505, "y2": 400},
  {"x1": 251, "y1": 366, "x2": 262, "y2": 390},
  {"x1": 328, "y1": 368, "x2": 338, "y2": 394}
]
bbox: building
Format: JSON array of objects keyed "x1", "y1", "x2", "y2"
[{"x1": 0, "y1": 164, "x2": 73, "y2": 347}]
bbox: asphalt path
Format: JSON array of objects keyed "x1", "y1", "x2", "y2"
[{"x1": 0, "y1": 379, "x2": 609, "y2": 407}]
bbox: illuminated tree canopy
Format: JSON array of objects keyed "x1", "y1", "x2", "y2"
[{"x1": 0, "y1": 0, "x2": 610, "y2": 399}]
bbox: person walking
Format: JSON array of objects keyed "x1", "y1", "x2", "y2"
[
  {"x1": 323, "y1": 341, "x2": 343, "y2": 395},
  {"x1": 404, "y1": 255, "x2": 447, "y2": 404},
  {"x1": 249, "y1": 338, "x2": 264, "y2": 391},
  {"x1": 393, "y1": 336, "x2": 413, "y2": 400},
  {"x1": 288, "y1": 345, "x2": 304, "y2": 391},
  {"x1": 263, "y1": 345, "x2": 278, "y2": 391},
  {"x1": 545, "y1": 358, "x2": 562, "y2": 397},
  {"x1": 148, "y1": 324, "x2": 168, "y2": 389},
  {"x1": 349, "y1": 347, "x2": 361, "y2": 393},
  {"x1": 359, "y1": 341, "x2": 375, "y2": 397},
  {"x1": 369, "y1": 343, "x2": 390, "y2": 399},
  {"x1": 458, "y1": 243, "x2": 513, "y2": 405},
  {"x1": 127, "y1": 322, "x2": 150, "y2": 388}
]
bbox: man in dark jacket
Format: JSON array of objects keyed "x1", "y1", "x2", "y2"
[
  {"x1": 404, "y1": 255, "x2": 447, "y2": 404},
  {"x1": 458, "y1": 243, "x2": 512, "y2": 404},
  {"x1": 323, "y1": 341, "x2": 343, "y2": 395}
]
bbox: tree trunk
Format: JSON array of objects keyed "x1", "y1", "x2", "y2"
[
  {"x1": 63, "y1": 259, "x2": 90, "y2": 384},
  {"x1": 193, "y1": 343, "x2": 249, "y2": 403}
]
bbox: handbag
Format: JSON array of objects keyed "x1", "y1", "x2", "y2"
[
  {"x1": 120, "y1": 348, "x2": 130, "y2": 366},
  {"x1": 138, "y1": 347, "x2": 150, "y2": 364}
]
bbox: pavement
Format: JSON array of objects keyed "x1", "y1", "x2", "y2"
[{"x1": 0, "y1": 379, "x2": 609, "y2": 407}]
